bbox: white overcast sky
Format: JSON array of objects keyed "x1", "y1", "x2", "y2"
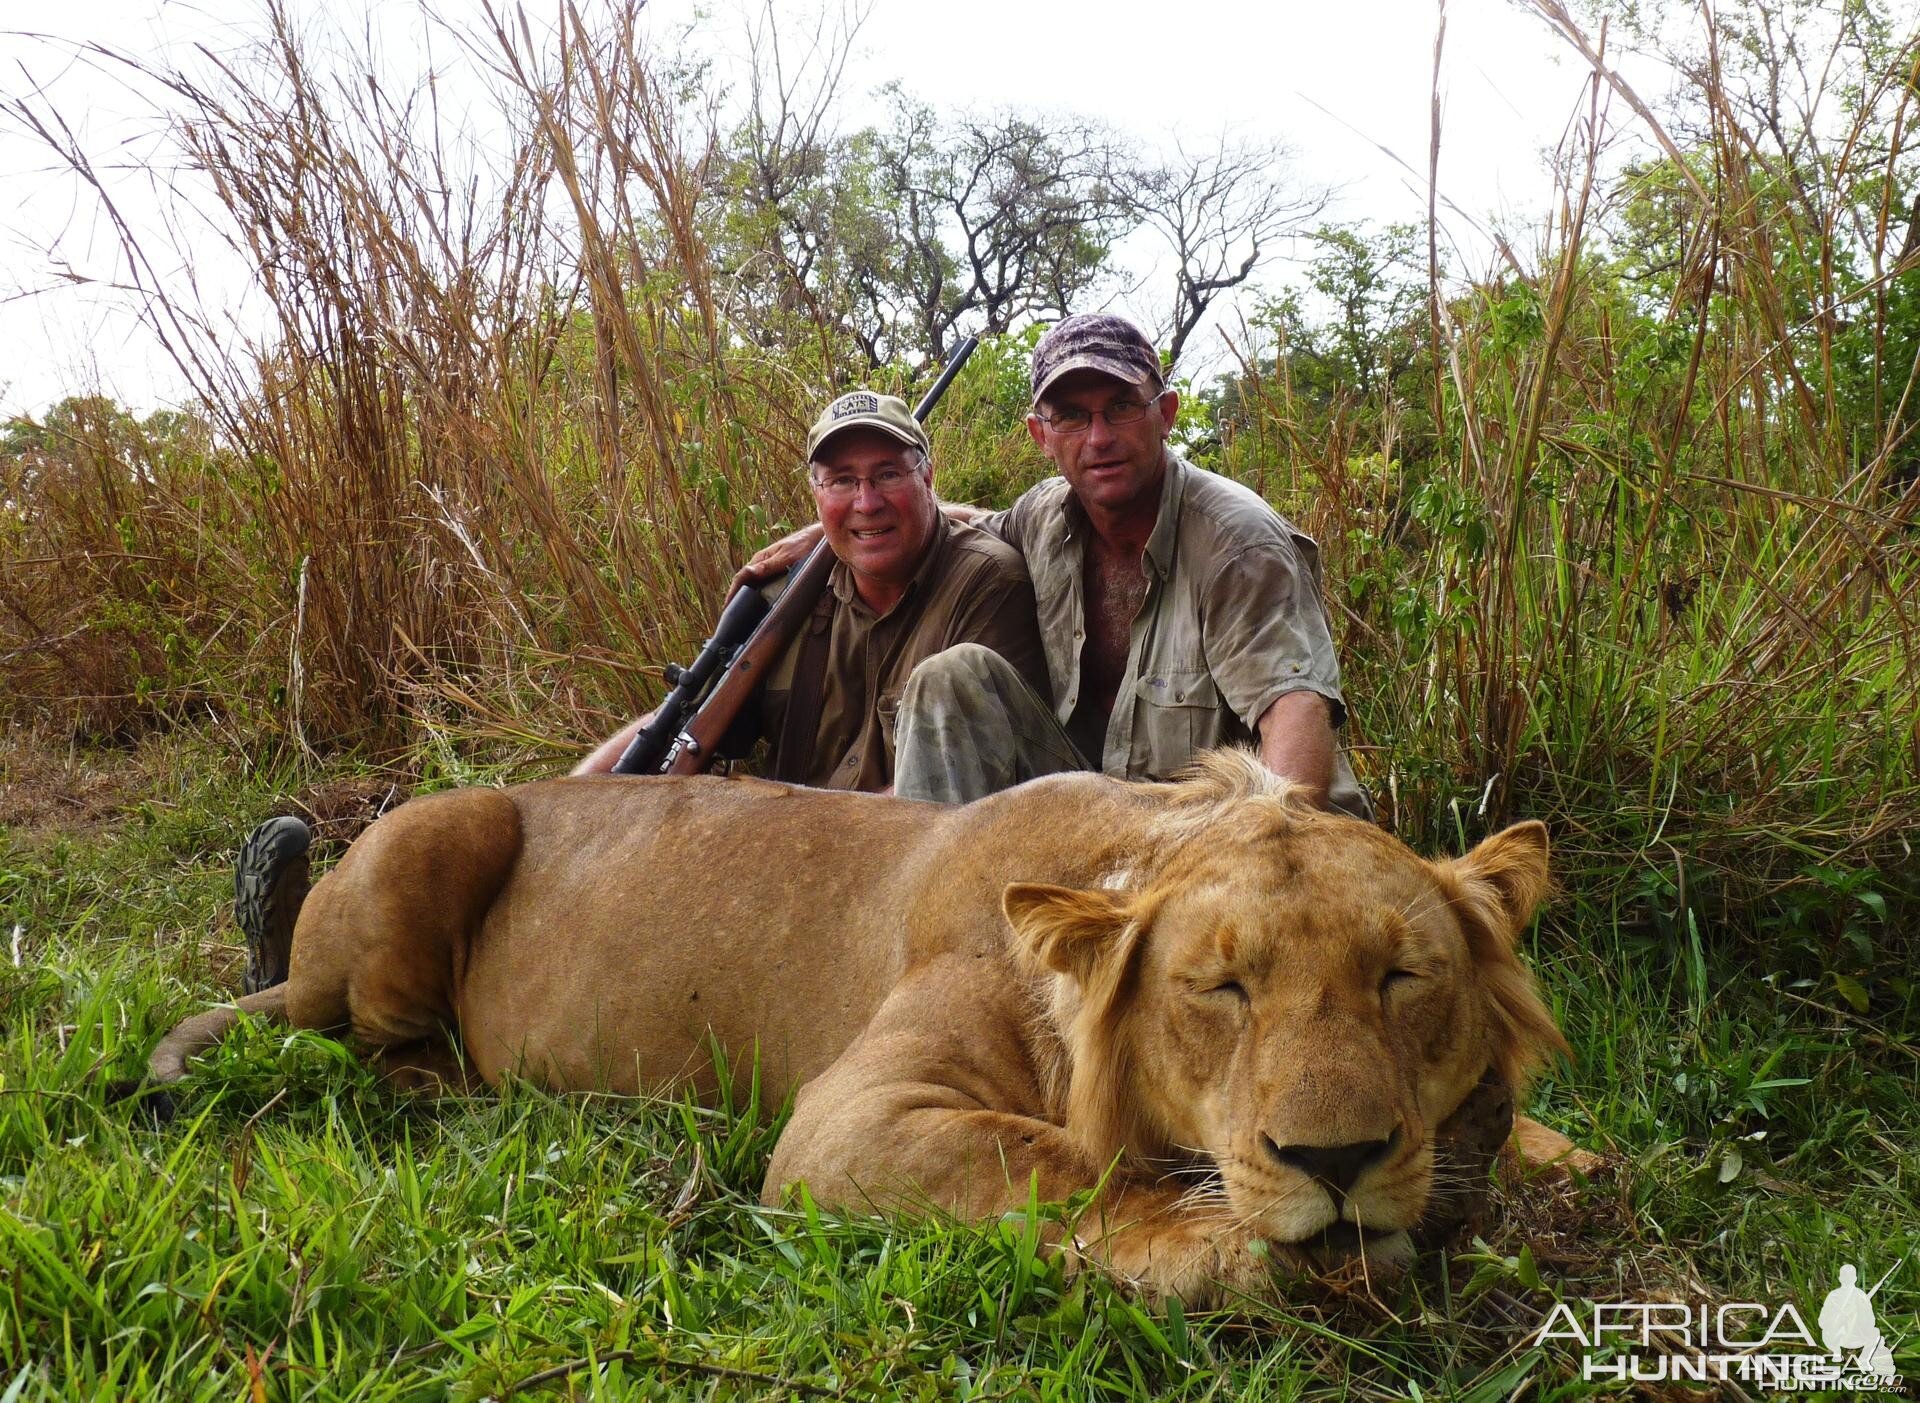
[{"x1": 0, "y1": 0, "x2": 1678, "y2": 419}]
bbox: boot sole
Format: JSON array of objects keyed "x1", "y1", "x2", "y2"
[{"x1": 236, "y1": 815, "x2": 312, "y2": 995}]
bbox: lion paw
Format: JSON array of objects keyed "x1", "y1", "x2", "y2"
[
  {"x1": 1080, "y1": 1219, "x2": 1266, "y2": 1305},
  {"x1": 1087, "y1": 1222, "x2": 1417, "y2": 1305},
  {"x1": 1504, "y1": 1116, "x2": 1607, "y2": 1179},
  {"x1": 1309, "y1": 1228, "x2": 1415, "y2": 1291}
]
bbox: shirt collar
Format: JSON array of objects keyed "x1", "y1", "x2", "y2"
[{"x1": 1142, "y1": 449, "x2": 1186, "y2": 580}]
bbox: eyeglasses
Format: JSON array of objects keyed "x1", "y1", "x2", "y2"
[
  {"x1": 1033, "y1": 390, "x2": 1168, "y2": 435},
  {"x1": 810, "y1": 465, "x2": 920, "y2": 499}
]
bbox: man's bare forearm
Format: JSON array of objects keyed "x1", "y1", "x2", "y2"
[{"x1": 1255, "y1": 690, "x2": 1336, "y2": 808}]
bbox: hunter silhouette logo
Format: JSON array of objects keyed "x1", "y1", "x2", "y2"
[
  {"x1": 1819, "y1": 1263, "x2": 1899, "y2": 1380},
  {"x1": 1535, "y1": 1258, "x2": 1906, "y2": 1391}
]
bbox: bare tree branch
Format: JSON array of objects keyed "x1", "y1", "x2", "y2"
[{"x1": 1113, "y1": 134, "x2": 1329, "y2": 368}]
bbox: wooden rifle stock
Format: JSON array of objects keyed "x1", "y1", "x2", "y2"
[
  {"x1": 652, "y1": 541, "x2": 834, "y2": 775},
  {"x1": 614, "y1": 334, "x2": 979, "y2": 778}
]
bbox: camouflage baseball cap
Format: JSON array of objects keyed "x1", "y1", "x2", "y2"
[
  {"x1": 1029, "y1": 313, "x2": 1163, "y2": 403},
  {"x1": 805, "y1": 391, "x2": 930, "y2": 462}
]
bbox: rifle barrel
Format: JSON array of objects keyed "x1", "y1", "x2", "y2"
[{"x1": 913, "y1": 335, "x2": 978, "y2": 422}]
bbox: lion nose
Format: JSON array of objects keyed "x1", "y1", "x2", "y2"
[{"x1": 1264, "y1": 1133, "x2": 1397, "y2": 1197}]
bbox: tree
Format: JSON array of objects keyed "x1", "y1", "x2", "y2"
[
  {"x1": 1558, "y1": 0, "x2": 1920, "y2": 472},
  {"x1": 712, "y1": 65, "x2": 1120, "y2": 370},
  {"x1": 1114, "y1": 135, "x2": 1330, "y2": 369},
  {"x1": 1273, "y1": 223, "x2": 1430, "y2": 407},
  {"x1": 709, "y1": 2, "x2": 882, "y2": 378},
  {"x1": 850, "y1": 91, "x2": 1119, "y2": 364}
]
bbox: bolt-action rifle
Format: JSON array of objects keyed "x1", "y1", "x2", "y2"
[{"x1": 611, "y1": 335, "x2": 980, "y2": 776}]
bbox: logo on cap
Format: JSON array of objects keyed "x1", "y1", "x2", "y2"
[{"x1": 833, "y1": 392, "x2": 880, "y2": 419}]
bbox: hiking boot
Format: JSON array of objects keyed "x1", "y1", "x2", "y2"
[{"x1": 236, "y1": 815, "x2": 311, "y2": 995}]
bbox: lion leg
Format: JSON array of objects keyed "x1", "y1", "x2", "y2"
[
  {"x1": 373, "y1": 1038, "x2": 481, "y2": 1095},
  {"x1": 775, "y1": 1081, "x2": 1290, "y2": 1305},
  {"x1": 764, "y1": 960, "x2": 1289, "y2": 1305},
  {"x1": 1506, "y1": 1114, "x2": 1606, "y2": 1176},
  {"x1": 280, "y1": 788, "x2": 522, "y2": 1074}
]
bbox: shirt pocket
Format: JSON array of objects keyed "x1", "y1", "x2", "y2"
[
  {"x1": 876, "y1": 689, "x2": 903, "y2": 757},
  {"x1": 1131, "y1": 668, "x2": 1225, "y2": 779}
]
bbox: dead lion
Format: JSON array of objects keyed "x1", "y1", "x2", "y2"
[{"x1": 150, "y1": 750, "x2": 1570, "y2": 1303}]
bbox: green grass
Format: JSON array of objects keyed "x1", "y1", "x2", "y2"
[
  {"x1": 2, "y1": 2, "x2": 1915, "y2": 1391},
  {"x1": 3, "y1": 732, "x2": 1915, "y2": 1399}
]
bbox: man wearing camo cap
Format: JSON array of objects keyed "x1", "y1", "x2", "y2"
[{"x1": 755, "y1": 313, "x2": 1367, "y2": 814}]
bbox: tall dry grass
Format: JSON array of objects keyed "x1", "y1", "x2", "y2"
[
  {"x1": 1, "y1": 0, "x2": 1914, "y2": 933},
  {"x1": 1221, "y1": 2, "x2": 1919, "y2": 923},
  {"x1": 4, "y1": 1, "x2": 833, "y2": 753}
]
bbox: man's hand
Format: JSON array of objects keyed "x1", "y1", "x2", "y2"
[
  {"x1": 1254, "y1": 690, "x2": 1337, "y2": 808},
  {"x1": 735, "y1": 523, "x2": 824, "y2": 589}
]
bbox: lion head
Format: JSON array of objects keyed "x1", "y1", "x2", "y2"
[{"x1": 1003, "y1": 751, "x2": 1566, "y2": 1255}]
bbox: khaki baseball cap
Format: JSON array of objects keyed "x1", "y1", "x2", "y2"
[
  {"x1": 805, "y1": 391, "x2": 930, "y2": 462},
  {"x1": 1029, "y1": 313, "x2": 1164, "y2": 403}
]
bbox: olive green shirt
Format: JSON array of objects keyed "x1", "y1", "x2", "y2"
[
  {"x1": 983, "y1": 451, "x2": 1371, "y2": 818},
  {"x1": 757, "y1": 514, "x2": 1048, "y2": 791}
]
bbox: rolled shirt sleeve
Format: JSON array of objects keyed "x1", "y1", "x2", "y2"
[
  {"x1": 1199, "y1": 538, "x2": 1349, "y2": 733},
  {"x1": 971, "y1": 502, "x2": 1019, "y2": 550}
]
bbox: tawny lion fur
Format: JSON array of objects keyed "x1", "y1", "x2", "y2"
[{"x1": 150, "y1": 751, "x2": 1571, "y2": 1304}]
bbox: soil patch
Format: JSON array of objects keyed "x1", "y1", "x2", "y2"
[
  {"x1": 268, "y1": 774, "x2": 412, "y2": 857},
  {"x1": 0, "y1": 738, "x2": 131, "y2": 837}
]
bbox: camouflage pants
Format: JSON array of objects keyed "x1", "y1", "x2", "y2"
[{"x1": 894, "y1": 643, "x2": 1088, "y2": 804}]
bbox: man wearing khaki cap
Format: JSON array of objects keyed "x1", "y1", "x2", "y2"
[
  {"x1": 745, "y1": 313, "x2": 1370, "y2": 817},
  {"x1": 573, "y1": 390, "x2": 1047, "y2": 792}
]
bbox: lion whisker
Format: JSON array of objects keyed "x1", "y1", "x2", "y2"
[{"x1": 1393, "y1": 887, "x2": 1445, "y2": 929}]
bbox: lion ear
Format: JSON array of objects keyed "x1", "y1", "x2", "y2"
[
  {"x1": 1444, "y1": 821, "x2": 1569, "y2": 1089},
  {"x1": 1003, "y1": 883, "x2": 1132, "y2": 986},
  {"x1": 1449, "y1": 821, "x2": 1551, "y2": 947}
]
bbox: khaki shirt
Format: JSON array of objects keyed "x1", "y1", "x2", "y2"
[
  {"x1": 756, "y1": 514, "x2": 1047, "y2": 791},
  {"x1": 984, "y1": 451, "x2": 1370, "y2": 818}
]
